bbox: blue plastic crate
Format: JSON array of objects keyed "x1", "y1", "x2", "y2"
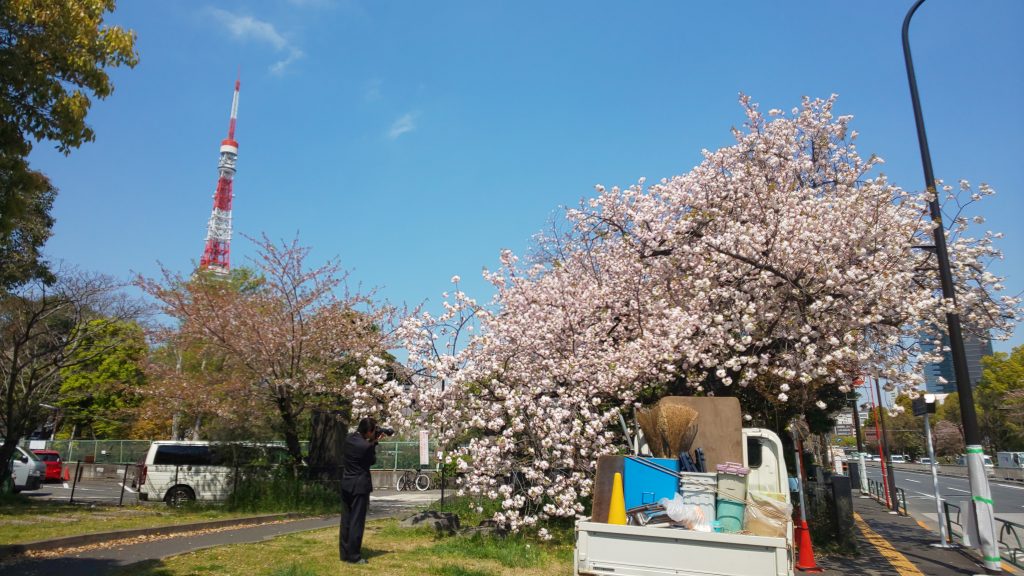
[{"x1": 623, "y1": 457, "x2": 680, "y2": 510}]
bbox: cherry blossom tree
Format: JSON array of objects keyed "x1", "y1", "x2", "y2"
[
  {"x1": 138, "y1": 235, "x2": 404, "y2": 465},
  {"x1": 399, "y1": 95, "x2": 1018, "y2": 533}
]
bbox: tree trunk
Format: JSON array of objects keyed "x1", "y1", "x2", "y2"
[
  {"x1": 189, "y1": 414, "x2": 202, "y2": 440},
  {"x1": 308, "y1": 407, "x2": 350, "y2": 488},
  {"x1": 171, "y1": 412, "x2": 181, "y2": 440},
  {"x1": 274, "y1": 387, "x2": 304, "y2": 466},
  {"x1": 0, "y1": 437, "x2": 18, "y2": 494}
]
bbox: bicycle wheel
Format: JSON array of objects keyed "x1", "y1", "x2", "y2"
[
  {"x1": 415, "y1": 473, "x2": 431, "y2": 491},
  {"x1": 396, "y1": 473, "x2": 408, "y2": 491}
]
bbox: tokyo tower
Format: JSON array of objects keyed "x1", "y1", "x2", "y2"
[{"x1": 199, "y1": 77, "x2": 240, "y2": 274}]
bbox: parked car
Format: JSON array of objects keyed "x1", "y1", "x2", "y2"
[
  {"x1": 890, "y1": 455, "x2": 907, "y2": 464},
  {"x1": 918, "y1": 457, "x2": 933, "y2": 465},
  {"x1": 138, "y1": 441, "x2": 293, "y2": 506},
  {"x1": 10, "y1": 446, "x2": 46, "y2": 492},
  {"x1": 31, "y1": 449, "x2": 63, "y2": 482}
]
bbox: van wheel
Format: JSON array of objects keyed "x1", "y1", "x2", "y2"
[{"x1": 165, "y1": 485, "x2": 196, "y2": 507}]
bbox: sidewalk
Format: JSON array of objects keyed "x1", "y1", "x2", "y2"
[
  {"x1": 0, "y1": 489, "x2": 438, "y2": 576},
  {"x1": 817, "y1": 495, "x2": 1000, "y2": 575}
]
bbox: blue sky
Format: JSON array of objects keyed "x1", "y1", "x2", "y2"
[{"x1": 29, "y1": 0, "x2": 1024, "y2": 363}]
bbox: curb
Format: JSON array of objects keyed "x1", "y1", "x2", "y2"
[{"x1": 0, "y1": 512, "x2": 311, "y2": 560}]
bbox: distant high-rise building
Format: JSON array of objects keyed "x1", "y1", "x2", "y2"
[{"x1": 922, "y1": 333, "x2": 993, "y2": 394}]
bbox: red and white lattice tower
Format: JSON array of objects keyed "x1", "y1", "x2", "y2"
[{"x1": 199, "y1": 77, "x2": 240, "y2": 274}]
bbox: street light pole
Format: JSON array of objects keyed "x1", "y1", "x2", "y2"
[{"x1": 902, "y1": 0, "x2": 999, "y2": 570}]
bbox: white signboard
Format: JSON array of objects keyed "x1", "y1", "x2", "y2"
[{"x1": 419, "y1": 430, "x2": 429, "y2": 467}]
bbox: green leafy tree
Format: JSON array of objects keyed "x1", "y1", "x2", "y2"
[
  {"x1": 0, "y1": 0, "x2": 138, "y2": 154},
  {"x1": 0, "y1": 0, "x2": 137, "y2": 291},
  {"x1": 888, "y1": 395, "x2": 924, "y2": 460},
  {"x1": 938, "y1": 392, "x2": 964, "y2": 440},
  {"x1": 0, "y1": 271, "x2": 143, "y2": 492},
  {"x1": 57, "y1": 319, "x2": 147, "y2": 438},
  {"x1": 976, "y1": 346, "x2": 1024, "y2": 452},
  {"x1": 0, "y1": 152, "x2": 55, "y2": 291}
]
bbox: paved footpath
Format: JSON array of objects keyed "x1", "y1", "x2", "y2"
[
  {"x1": 9, "y1": 487, "x2": 1016, "y2": 576},
  {"x1": 2, "y1": 490, "x2": 439, "y2": 576},
  {"x1": 818, "y1": 494, "x2": 1014, "y2": 576}
]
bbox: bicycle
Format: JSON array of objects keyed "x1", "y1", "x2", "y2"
[{"x1": 396, "y1": 468, "x2": 432, "y2": 491}]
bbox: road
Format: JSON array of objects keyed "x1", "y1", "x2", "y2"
[
  {"x1": 862, "y1": 464, "x2": 1024, "y2": 533},
  {"x1": 24, "y1": 472, "x2": 140, "y2": 505}
]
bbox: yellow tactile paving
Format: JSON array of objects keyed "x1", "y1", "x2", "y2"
[{"x1": 854, "y1": 512, "x2": 925, "y2": 576}]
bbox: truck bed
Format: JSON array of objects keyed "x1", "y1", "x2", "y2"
[{"x1": 575, "y1": 520, "x2": 792, "y2": 576}]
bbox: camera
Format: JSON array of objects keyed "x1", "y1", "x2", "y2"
[{"x1": 376, "y1": 427, "x2": 395, "y2": 438}]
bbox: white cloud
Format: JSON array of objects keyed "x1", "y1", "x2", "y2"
[
  {"x1": 364, "y1": 78, "x2": 383, "y2": 102},
  {"x1": 387, "y1": 113, "x2": 417, "y2": 139},
  {"x1": 208, "y1": 8, "x2": 304, "y2": 74}
]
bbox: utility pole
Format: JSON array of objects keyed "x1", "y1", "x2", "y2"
[{"x1": 902, "y1": 0, "x2": 998, "y2": 570}]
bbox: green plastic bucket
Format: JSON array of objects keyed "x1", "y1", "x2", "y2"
[{"x1": 716, "y1": 498, "x2": 745, "y2": 533}]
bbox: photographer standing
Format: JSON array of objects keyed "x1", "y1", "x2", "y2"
[{"x1": 339, "y1": 417, "x2": 383, "y2": 564}]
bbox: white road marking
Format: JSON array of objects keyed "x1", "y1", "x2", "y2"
[
  {"x1": 998, "y1": 484, "x2": 1024, "y2": 491},
  {"x1": 905, "y1": 478, "x2": 921, "y2": 483},
  {"x1": 119, "y1": 482, "x2": 136, "y2": 493},
  {"x1": 948, "y1": 487, "x2": 970, "y2": 493}
]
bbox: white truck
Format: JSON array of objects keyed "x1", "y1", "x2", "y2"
[
  {"x1": 575, "y1": 428, "x2": 793, "y2": 576},
  {"x1": 997, "y1": 452, "x2": 1024, "y2": 470}
]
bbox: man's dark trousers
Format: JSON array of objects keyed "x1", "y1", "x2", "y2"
[{"x1": 340, "y1": 489, "x2": 369, "y2": 562}]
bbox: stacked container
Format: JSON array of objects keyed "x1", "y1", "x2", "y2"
[
  {"x1": 715, "y1": 462, "x2": 749, "y2": 532},
  {"x1": 678, "y1": 471, "x2": 717, "y2": 525}
]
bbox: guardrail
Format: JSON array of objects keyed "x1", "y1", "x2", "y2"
[
  {"x1": 863, "y1": 477, "x2": 907, "y2": 516},
  {"x1": 927, "y1": 498, "x2": 1024, "y2": 569},
  {"x1": 894, "y1": 487, "x2": 907, "y2": 516},
  {"x1": 862, "y1": 461, "x2": 1019, "y2": 482},
  {"x1": 943, "y1": 500, "x2": 962, "y2": 544},
  {"x1": 999, "y1": 518, "x2": 1024, "y2": 569}
]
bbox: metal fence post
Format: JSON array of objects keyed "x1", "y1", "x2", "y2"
[
  {"x1": 69, "y1": 461, "x2": 82, "y2": 504},
  {"x1": 119, "y1": 464, "x2": 130, "y2": 506}
]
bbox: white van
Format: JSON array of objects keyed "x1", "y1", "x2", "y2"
[
  {"x1": 138, "y1": 441, "x2": 292, "y2": 505},
  {"x1": 10, "y1": 446, "x2": 46, "y2": 492}
]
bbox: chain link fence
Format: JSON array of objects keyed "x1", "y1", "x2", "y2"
[{"x1": 20, "y1": 439, "x2": 434, "y2": 469}]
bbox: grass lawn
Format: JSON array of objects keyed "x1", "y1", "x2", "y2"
[
  {"x1": 117, "y1": 518, "x2": 573, "y2": 576},
  {"x1": 0, "y1": 498, "x2": 258, "y2": 544}
]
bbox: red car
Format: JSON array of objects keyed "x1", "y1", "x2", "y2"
[{"x1": 31, "y1": 449, "x2": 63, "y2": 482}]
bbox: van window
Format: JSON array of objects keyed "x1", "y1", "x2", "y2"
[{"x1": 153, "y1": 445, "x2": 212, "y2": 466}]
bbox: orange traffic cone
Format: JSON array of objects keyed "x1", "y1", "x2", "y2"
[
  {"x1": 607, "y1": 472, "x2": 627, "y2": 525},
  {"x1": 62, "y1": 466, "x2": 70, "y2": 481},
  {"x1": 796, "y1": 518, "x2": 823, "y2": 572}
]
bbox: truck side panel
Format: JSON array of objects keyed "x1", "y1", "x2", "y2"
[{"x1": 575, "y1": 521, "x2": 789, "y2": 576}]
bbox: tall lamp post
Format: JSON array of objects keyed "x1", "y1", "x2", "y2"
[{"x1": 902, "y1": 0, "x2": 999, "y2": 570}]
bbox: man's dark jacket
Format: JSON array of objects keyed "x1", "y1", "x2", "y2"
[{"x1": 341, "y1": 432, "x2": 376, "y2": 494}]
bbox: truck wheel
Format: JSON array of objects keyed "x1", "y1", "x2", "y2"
[{"x1": 165, "y1": 485, "x2": 196, "y2": 507}]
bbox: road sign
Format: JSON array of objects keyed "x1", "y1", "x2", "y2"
[{"x1": 913, "y1": 395, "x2": 937, "y2": 417}]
